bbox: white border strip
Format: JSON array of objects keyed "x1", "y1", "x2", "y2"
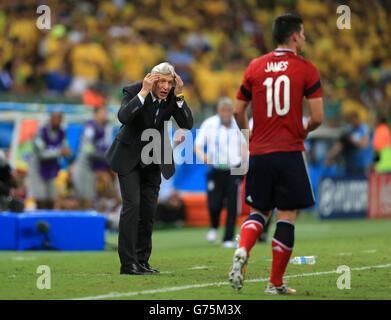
[
  {"x1": 301, "y1": 151, "x2": 316, "y2": 202},
  {"x1": 71, "y1": 263, "x2": 391, "y2": 300},
  {"x1": 241, "y1": 220, "x2": 263, "y2": 230},
  {"x1": 272, "y1": 237, "x2": 293, "y2": 251}
]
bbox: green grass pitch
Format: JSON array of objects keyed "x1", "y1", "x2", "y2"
[{"x1": 1, "y1": 212, "x2": 391, "y2": 300}]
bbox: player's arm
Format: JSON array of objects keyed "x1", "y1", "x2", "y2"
[
  {"x1": 233, "y1": 99, "x2": 250, "y2": 131},
  {"x1": 234, "y1": 60, "x2": 253, "y2": 133},
  {"x1": 303, "y1": 60, "x2": 324, "y2": 138},
  {"x1": 303, "y1": 97, "x2": 324, "y2": 138}
]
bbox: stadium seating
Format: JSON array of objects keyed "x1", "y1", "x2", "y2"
[{"x1": 0, "y1": 1, "x2": 389, "y2": 122}]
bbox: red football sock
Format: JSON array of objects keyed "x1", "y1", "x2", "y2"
[
  {"x1": 270, "y1": 238, "x2": 293, "y2": 286},
  {"x1": 238, "y1": 219, "x2": 264, "y2": 257}
]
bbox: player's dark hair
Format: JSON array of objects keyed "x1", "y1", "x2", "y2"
[{"x1": 273, "y1": 13, "x2": 303, "y2": 45}]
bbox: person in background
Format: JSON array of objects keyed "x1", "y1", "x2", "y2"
[
  {"x1": 326, "y1": 111, "x2": 370, "y2": 175},
  {"x1": 372, "y1": 114, "x2": 391, "y2": 173},
  {"x1": 68, "y1": 31, "x2": 111, "y2": 96},
  {"x1": 0, "y1": 149, "x2": 24, "y2": 213},
  {"x1": 82, "y1": 84, "x2": 106, "y2": 108},
  {"x1": 72, "y1": 106, "x2": 111, "y2": 210},
  {"x1": 167, "y1": 39, "x2": 194, "y2": 84},
  {"x1": 194, "y1": 97, "x2": 247, "y2": 248},
  {"x1": 95, "y1": 169, "x2": 122, "y2": 230},
  {"x1": 27, "y1": 111, "x2": 72, "y2": 209},
  {"x1": 53, "y1": 159, "x2": 78, "y2": 210},
  {"x1": 156, "y1": 190, "x2": 186, "y2": 227},
  {"x1": 46, "y1": 61, "x2": 72, "y2": 93},
  {"x1": 0, "y1": 61, "x2": 13, "y2": 92}
]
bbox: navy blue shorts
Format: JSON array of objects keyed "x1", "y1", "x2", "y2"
[{"x1": 245, "y1": 151, "x2": 315, "y2": 211}]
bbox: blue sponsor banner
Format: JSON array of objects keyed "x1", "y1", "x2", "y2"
[{"x1": 318, "y1": 175, "x2": 368, "y2": 219}]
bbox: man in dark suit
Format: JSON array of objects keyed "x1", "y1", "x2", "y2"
[{"x1": 106, "y1": 62, "x2": 193, "y2": 275}]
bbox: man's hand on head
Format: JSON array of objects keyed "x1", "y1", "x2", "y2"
[
  {"x1": 174, "y1": 72, "x2": 184, "y2": 95},
  {"x1": 139, "y1": 73, "x2": 160, "y2": 99}
]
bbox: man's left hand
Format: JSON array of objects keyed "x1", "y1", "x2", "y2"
[{"x1": 174, "y1": 72, "x2": 184, "y2": 95}]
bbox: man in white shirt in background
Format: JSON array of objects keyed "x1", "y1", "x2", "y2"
[{"x1": 194, "y1": 97, "x2": 247, "y2": 248}]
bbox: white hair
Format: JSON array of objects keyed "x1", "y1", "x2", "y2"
[
  {"x1": 151, "y1": 62, "x2": 175, "y2": 76},
  {"x1": 217, "y1": 97, "x2": 234, "y2": 110}
]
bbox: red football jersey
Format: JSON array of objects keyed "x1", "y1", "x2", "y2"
[{"x1": 236, "y1": 49, "x2": 322, "y2": 155}]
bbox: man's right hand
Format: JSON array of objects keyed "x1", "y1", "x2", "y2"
[{"x1": 139, "y1": 73, "x2": 160, "y2": 99}]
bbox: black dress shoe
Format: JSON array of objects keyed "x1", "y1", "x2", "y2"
[
  {"x1": 120, "y1": 263, "x2": 148, "y2": 275},
  {"x1": 139, "y1": 262, "x2": 159, "y2": 273}
]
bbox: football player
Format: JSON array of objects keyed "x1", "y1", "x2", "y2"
[{"x1": 229, "y1": 13, "x2": 324, "y2": 295}]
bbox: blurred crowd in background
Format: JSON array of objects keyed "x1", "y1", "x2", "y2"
[
  {"x1": 0, "y1": 0, "x2": 391, "y2": 228},
  {"x1": 0, "y1": 0, "x2": 390, "y2": 125}
]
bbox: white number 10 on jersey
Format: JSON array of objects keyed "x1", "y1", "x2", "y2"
[{"x1": 263, "y1": 75, "x2": 290, "y2": 118}]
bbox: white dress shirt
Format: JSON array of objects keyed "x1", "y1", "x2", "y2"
[
  {"x1": 137, "y1": 92, "x2": 184, "y2": 124},
  {"x1": 195, "y1": 115, "x2": 246, "y2": 169}
]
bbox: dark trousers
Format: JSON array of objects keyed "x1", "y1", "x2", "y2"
[
  {"x1": 117, "y1": 162, "x2": 161, "y2": 267},
  {"x1": 207, "y1": 168, "x2": 243, "y2": 242}
]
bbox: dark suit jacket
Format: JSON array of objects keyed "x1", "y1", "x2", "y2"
[{"x1": 105, "y1": 82, "x2": 193, "y2": 179}]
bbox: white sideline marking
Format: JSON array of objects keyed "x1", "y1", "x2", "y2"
[
  {"x1": 338, "y1": 249, "x2": 377, "y2": 256},
  {"x1": 11, "y1": 256, "x2": 37, "y2": 261},
  {"x1": 361, "y1": 249, "x2": 376, "y2": 253},
  {"x1": 188, "y1": 266, "x2": 216, "y2": 270},
  {"x1": 71, "y1": 263, "x2": 391, "y2": 300},
  {"x1": 338, "y1": 252, "x2": 352, "y2": 256}
]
